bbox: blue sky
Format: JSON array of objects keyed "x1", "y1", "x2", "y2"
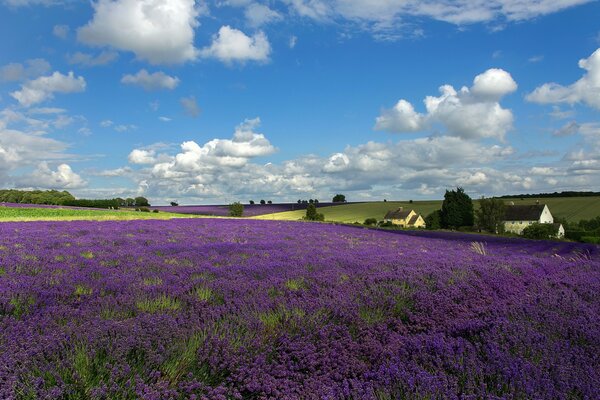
[{"x1": 1, "y1": 0, "x2": 599, "y2": 204}]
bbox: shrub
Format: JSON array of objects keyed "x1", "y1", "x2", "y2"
[
  {"x1": 581, "y1": 236, "x2": 600, "y2": 244},
  {"x1": 152, "y1": 209, "x2": 159, "y2": 213},
  {"x1": 364, "y1": 218, "x2": 378, "y2": 226},
  {"x1": 522, "y1": 223, "x2": 558, "y2": 239},
  {"x1": 137, "y1": 207, "x2": 150, "y2": 212},
  {"x1": 170, "y1": 201, "x2": 179, "y2": 206},
  {"x1": 229, "y1": 202, "x2": 244, "y2": 217},
  {"x1": 424, "y1": 210, "x2": 442, "y2": 230}
]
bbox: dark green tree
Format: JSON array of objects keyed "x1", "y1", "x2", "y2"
[
  {"x1": 332, "y1": 194, "x2": 346, "y2": 203},
  {"x1": 304, "y1": 203, "x2": 324, "y2": 221},
  {"x1": 424, "y1": 210, "x2": 442, "y2": 230},
  {"x1": 476, "y1": 197, "x2": 506, "y2": 233},
  {"x1": 364, "y1": 218, "x2": 377, "y2": 226},
  {"x1": 441, "y1": 187, "x2": 474, "y2": 229},
  {"x1": 134, "y1": 196, "x2": 150, "y2": 207},
  {"x1": 229, "y1": 202, "x2": 244, "y2": 217},
  {"x1": 260, "y1": 199, "x2": 266, "y2": 205}
]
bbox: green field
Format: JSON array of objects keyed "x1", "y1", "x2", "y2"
[
  {"x1": 253, "y1": 197, "x2": 600, "y2": 223},
  {"x1": 0, "y1": 207, "x2": 202, "y2": 222}
]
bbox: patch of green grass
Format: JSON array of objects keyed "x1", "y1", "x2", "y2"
[
  {"x1": 162, "y1": 331, "x2": 207, "y2": 384},
  {"x1": 8, "y1": 294, "x2": 35, "y2": 319},
  {"x1": 80, "y1": 251, "x2": 94, "y2": 259},
  {"x1": 194, "y1": 286, "x2": 213, "y2": 302},
  {"x1": 73, "y1": 285, "x2": 93, "y2": 297},
  {"x1": 143, "y1": 277, "x2": 163, "y2": 286},
  {"x1": 136, "y1": 294, "x2": 181, "y2": 313},
  {"x1": 284, "y1": 277, "x2": 307, "y2": 291},
  {"x1": 0, "y1": 206, "x2": 204, "y2": 222}
]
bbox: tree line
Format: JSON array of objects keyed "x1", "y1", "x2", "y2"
[{"x1": 0, "y1": 189, "x2": 149, "y2": 209}]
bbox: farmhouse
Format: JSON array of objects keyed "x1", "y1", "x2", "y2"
[
  {"x1": 503, "y1": 204, "x2": 564, "y2": 237},
  {"x1": 384, "y1": 207, "x2": 426, "y2": 228}
]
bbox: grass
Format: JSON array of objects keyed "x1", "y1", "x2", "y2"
[
  {"x1": 0, "y1": 206, "x2": 204, "y2": 222},
  {"x1": 252, "y1": 197, "x2": 600, "y2": 223}
]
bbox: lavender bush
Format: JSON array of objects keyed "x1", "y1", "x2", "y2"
[{"x1": 0, "y1": 219, "x2": 598, "y2": 399}]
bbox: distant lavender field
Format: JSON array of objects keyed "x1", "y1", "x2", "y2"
[
  {"x1": 151, "y1": 202, "x2": 351, "y2": 217},
  {"x1": 0, "y1": 219, "x2": 598, "y2": 399}
]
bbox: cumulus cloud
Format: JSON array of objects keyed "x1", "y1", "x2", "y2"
[
  {"x1": 77, "y1": 0, "x2": 200, "y2": 64},
  {"x1": 0, "y1": 58, "x2": 51, "y2": 82},
  {"x1": 121, "y1": 69, "x2": 180, "y2": 91},
  {"x1": 375, "y1": 68, "x2": 517, "y2": 140},
  {"x1": 10, "y1": 71, "x2": 86, "y2": 107},
  {"x1": 67, "y1": 51, "x2": 118, "y2": 67},
  {"x1": 129, "y1": 149, "x2": 156, "y2": 164},
  {"x1": 526, "y1": 48, "x2": 600, "y2": 110},
  {"x1": 21, "y1": 162, "x2": 86, "y2": 189},
  {"x1": 200, "y1": 25, "x2": 271, "y2": 64},
  {"x1": 180, "y1": 96, "x2": 201, "y2": 117}
]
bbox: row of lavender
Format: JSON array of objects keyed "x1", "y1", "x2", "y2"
[
  {"x1": 150, "y1": 202, "x2": 352, "y2": 217},
  {"x1": 0, "y1": 219, "x2": 598, "y2": 399}
]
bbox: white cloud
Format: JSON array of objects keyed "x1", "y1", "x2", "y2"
[
  {"x1": 289, "y1": 35, "x2": 298, "y2": 48},
  {"x1": 22, "y1": 162, "x2": 86, "y2": 189},
  {"x1": 121, "y1": 69, "x2": 180, "y2": 91},
  {"x1": 245, "y1": 3, "x2": 282, "y2": 27},
  {"x1": 52, "y1": 24, "x2": 69, "y2": 39},
  {"x1": 200, "y1": 25, "x2": 271, "y2": 64},
  {"x1": 526, "y1": 48, "x2": 600, "y2": 110},
  {"x1": 375, "y1": 99, "x2": 425, "y2": 132},
  {"x1": 180, "y1": 96, "x2": 201, "y2": 117},
  {"x1": 67, "y1": 51, "x2": 118, "y2": 67},
  {"x1": 0, "y1": 58, "x2": 51, "y2": 82},
  {"x1": 129, "y1": 149, "x2": 156, "y2": 164},
  {"x1": 375, "y1": 68, "x2": 517, "y2": 140},
  {"x1": 159, "y1": 116, "x2": 172, "y2": 122},
  {"x1": 77, "y1": 0, "x2": 200, "y2": 64},
  {"x1": 10, "y1": 71, "x2": 86, "y2": 107},
  {"x1": 100, "y1": 119, "x2": 113, "y2": 128}
]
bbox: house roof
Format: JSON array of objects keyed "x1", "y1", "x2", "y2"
[
  {"x1": 384, "y1": 208, "x2": 412, "y2": 220},
  {"x1": 504, "y1": 204, "x2": 546, "y2": 221},
  {"x1": 407, "y1": 215, "x2": 418, "y2": 226}
]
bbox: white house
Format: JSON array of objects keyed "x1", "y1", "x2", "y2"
[{"x1": 503, "y1": 204, "x2": 564, "y2": 238}]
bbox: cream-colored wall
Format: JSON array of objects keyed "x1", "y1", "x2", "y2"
[
  {"x1": 413, "y1": 215, "x2": 426, "y2": 228},
  {"x1": 540, "y1": 205, "x2": 554, "y2": 224},
  {"x1": 504, "y1": 221, "x2": 536, "y2": 235}
]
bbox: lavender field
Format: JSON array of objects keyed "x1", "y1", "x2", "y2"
[
  {"x1": 0, "y1": 219, "x2": 598, "y2": 399},
  {"x1": 150, "y1": 202, "x2": 352, "y2": 217}
]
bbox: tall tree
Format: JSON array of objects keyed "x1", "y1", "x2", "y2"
[
  {"x1": 476, "y1": 197, "x2": 506, "y2": 233},
  {"x1": 441, "y1": 187, "x2": 474, "y2": 229}
]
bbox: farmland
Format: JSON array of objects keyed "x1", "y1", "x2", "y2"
[
  {"x1": 254, "y1": 196, "x2": 600, "y2": 223},
  {"x1": 1, "y1": 218, "x2": 598, "y2": 399},
  {"x1": 0, "y1": 205, "x2": 199, "y2": 222}
]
